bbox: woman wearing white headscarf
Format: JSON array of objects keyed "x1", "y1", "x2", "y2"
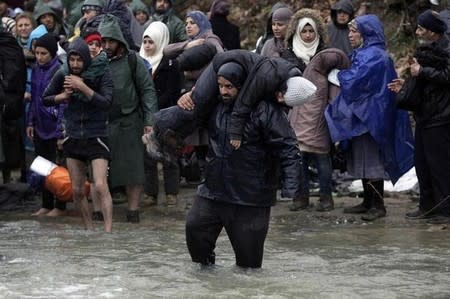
[
  {"x1": 140, "y1": 21, "x2": 182, "y2": 206},
  {"x1": 282, "y1": 9, "x2": 335, "y2": 212},
  {"x1": 282, "y1": 8, "x2": 327, "y2": 72}
]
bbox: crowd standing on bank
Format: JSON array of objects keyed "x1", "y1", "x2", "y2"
[{"x1": 0, "y1": 0, "x2": 449, "y2": 268}]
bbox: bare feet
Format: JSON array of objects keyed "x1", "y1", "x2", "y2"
[
  {"x1": 46, "y1": 208, "x2": 68, "y2": 217},
  {"x1": 31, "y1": 208, "x2": 51, "y2": 216}
]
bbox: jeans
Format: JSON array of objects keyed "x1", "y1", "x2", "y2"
[{"x1": 299, "y1": 151, "x2": 332, "y2": 197}]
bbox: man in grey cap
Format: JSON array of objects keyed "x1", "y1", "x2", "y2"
[{"x1": 185, "y1": 62, "x2": 302, "y2": 268}]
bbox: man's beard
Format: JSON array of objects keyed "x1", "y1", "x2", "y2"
[
  {"x1": 220, "y1": 95, "x2": 235, "y2": 104},
  {"x1": 155, "y1": 8, "x2": 167, "y2": 15},
  {"x1": 70, "y1": 68, "x2": 83, "y2": 75}
]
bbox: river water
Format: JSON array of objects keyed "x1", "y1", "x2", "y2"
[{"x1": 1, "y1": 197, "x2": 450, "y2": 298}]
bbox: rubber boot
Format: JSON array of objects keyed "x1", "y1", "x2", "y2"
[
  {"x1": 361, "y1": 180, "x2": 386, "y2": 221},
  {"x1": 316, "y1": 194, "x2": 334, "y2": 211},
  {"x1": 289, "y1": 196, "x2": 309, "y2": 211},
  {"x1": 344, "y1": 179, "x2": 371, "y2": 213}
]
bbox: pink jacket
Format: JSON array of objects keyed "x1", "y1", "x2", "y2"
[{"x1": 288, "y1": 48, "x2": 350, "y2": 153}]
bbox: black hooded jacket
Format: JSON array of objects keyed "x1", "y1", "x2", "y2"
[{"x1": 43, "y1": 39, "x2": 113, "y2": 138}]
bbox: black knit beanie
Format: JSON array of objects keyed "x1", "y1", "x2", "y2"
[
  {"x1": 34, "y1": 33, "x2": 58, "y2": 58},
  {"x1": 417, "y1": 9, "x2": 447, "y2": 34},
  {"x1": 217, "y1": 62, "x2": 246, "y2": 89}
]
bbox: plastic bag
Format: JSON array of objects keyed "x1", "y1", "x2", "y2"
[{"x1": 44, "y1": 166, "x2": 90, "y2": 202}]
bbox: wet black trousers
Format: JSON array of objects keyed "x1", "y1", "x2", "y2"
[
  {"x1": 186, "y1": 196, "x2": 271, "y2": 268},
  {"x1": 415, "y1": 124, "x2": 450, "y2": 216}
]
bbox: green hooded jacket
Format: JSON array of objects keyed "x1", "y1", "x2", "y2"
[
  {"x1": 150, "y1": 0, "x2": 187, "y2": 43},
  {"x1": 98, "y1": 14, "x2": 157, "y2": 126}
]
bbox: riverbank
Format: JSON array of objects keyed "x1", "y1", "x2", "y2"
[{"x1": 1, "y1": 184, "x2": 446, "y2": 232}]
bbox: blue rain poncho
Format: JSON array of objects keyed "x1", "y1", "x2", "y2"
[{"x1": 325, "y1": 15, "x2": 414, "y2": 184}]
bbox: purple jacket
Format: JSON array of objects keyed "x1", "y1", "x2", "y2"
[{"x1": 27, "y1": 56, "x2": 64, "y2": 140}]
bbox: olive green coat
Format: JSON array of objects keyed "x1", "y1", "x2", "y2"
[{"x1": 99, "y1": 15, "x2": 158, "y2": 187}]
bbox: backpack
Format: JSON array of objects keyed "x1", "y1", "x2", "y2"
[{"x1": 0, "y1": 31, "x2": 26, "y2": 120}]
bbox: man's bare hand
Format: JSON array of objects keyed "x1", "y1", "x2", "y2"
[
  {"x1": 64, "y1": 75, "x2": 84, "y2": 91},
  {"x1": 177, "y1": 91, "x2": 195, "y2": 110},
  {"x1": 144, "y1": 126, "x2": 153, "y2": 134},
  {"x1": 26, "y1": 126, "x2": 34, "y2": 139},
  {"x1": 409, "y1": 58, "x2": 421, "y2": 77},
  {"x1": 387, "y1": 78, "x2": 405, "y2": 93},
  {"x1": 230, "y1": 139, "x2": 241, "y2": 150}
]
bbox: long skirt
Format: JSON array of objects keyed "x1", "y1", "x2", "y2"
[{"x1": 346, "y1": 133, "x2": 388, "y2": 180}]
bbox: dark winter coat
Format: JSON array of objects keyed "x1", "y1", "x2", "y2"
[
  {"x1": 210, "y1": 15, "x2": 240, "y2": 50},
  {"x1": 153, "y1": 50, "x2": 301, "y2": 143},
  {"x1": 327, "y1": 0, "x2": 354, "y2": 55},
  {"x1": 153, "y1": 56, "x2": 181, "y2": 110},
  {"x1": 396, "y1": 36, "x2": 450, "y2": 128},
  {"x1": 197, "y1": 100, "x2": 301, "y2": 207},
  {"x1": 150, "y1": 0, "x2": 187, "y2": 44},
  {"x1": 43, "y1": 48, "x2": 113, "y2": 139}
]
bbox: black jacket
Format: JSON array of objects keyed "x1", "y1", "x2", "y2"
[
  {"x1": 397, "y1": 36, "x2": 450, "y2": 128},
  {"x1": 197, "y1": 100, "x2": 301, "y2": 207},
  {"x1": 210, "y1": 15, "x2": 240, "y2": 50},
  {"x1": 153, "y1": 50, "x2": 301, "y2": 143},
  {"x1": 153, "y1": 56, "x2": 181, "y2": 110},
  {"x1": 44, "y1": 47, "x2": 113, "y2": 139}
]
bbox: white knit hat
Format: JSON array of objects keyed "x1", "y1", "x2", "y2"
[{"x1": 283, "y1": 76, "x2": 317, "y2": 107}]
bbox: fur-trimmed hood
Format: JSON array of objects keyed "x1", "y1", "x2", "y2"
[{"x1": 285, "y1": 8, "x2": 327, "y2": 48}]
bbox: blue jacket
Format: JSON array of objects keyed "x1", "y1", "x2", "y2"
[
  {"x1": 197, "y1": 100, "x2": 301, "y2": 207},
  {"x1": 325, "y1": 15, "x2": 414, "y2": 184}
]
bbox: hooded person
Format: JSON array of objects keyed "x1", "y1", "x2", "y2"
[
  {"x1": 71, "y1": 0, "x2": 105, "y2": 42},
  {"x1": 98, "y1": 13, "x2": 158, "y2": 223},
  {"x1": 327, "y1": 0, "x2": 354, "y2": 55},
  {"x1": 130, "y1": 0, "x2": 149, "y2": 26},
  {"x1": 325, "y1": 15, "x2": 414, "y2": 221},
  {"x1": 209, "y1": 0, "x2": 240, "y2": 50},
  {"x1": 282, "y1": 8, "x2": 327, "y2": 72},
  {"x1": 255, "y1": 2, "x2": 289, "y2": 54},
  {"x1": 34, "y1": 4, "x2": 73, "y2": 44},
  {"x1": 260, "y1": 6, "x2": 293, "y2": 57},
  {"x1": 42, "y1": 37, "x2": 114, "y2": 231},
  {"x1": 149, "y1": 0, "x2": 186, "y2": 44}
]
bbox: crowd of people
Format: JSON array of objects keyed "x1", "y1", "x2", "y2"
[{"x1": 0, "y1": 0, "x2": 449, "y2": 268}]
